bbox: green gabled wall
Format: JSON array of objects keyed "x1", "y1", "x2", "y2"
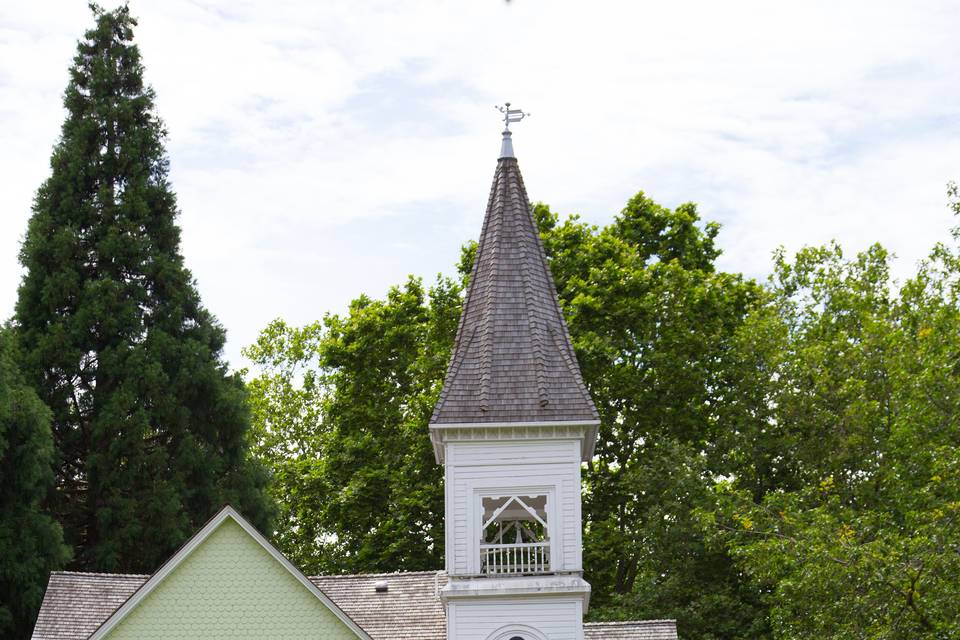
[{"x1": 104, "y1": 518, "x2": 360, "y2": 640}]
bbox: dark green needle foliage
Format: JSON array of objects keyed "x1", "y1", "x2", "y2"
[
  {"x1": 15, "y1": 4, "x2": 272, "y2": 573},
  {"x1": 0, "y1": 328, "x2": 70, "y2": 640}
]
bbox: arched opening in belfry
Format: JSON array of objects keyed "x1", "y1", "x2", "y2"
[
  {"x1": 480, "y1": 494, "x2": 550, "y2": 575},
  {"x1": 486, "y1": 625, "x2": 548, "y2": 640}
]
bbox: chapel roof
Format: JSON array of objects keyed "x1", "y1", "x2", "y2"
[
  {"x1": 31, "y1": 570, "x2": 677, "y2": 640},
  {"x1": 429, "y1": 142, "x2": 599, "y2": 425}
]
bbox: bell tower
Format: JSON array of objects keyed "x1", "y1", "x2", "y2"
[{"x1": 430, "y1": 107, "x2": 599, "y2": 640}]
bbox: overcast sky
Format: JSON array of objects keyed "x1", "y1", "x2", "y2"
[{"x1": 2, "y1": 0, "x2": 959, "y2": 369}]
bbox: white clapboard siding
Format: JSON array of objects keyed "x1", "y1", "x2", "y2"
[
  {"x1": 562, "y1": 472, "x2": 583, "y2": 571},
  {"x1": 447, "y1": 440, "x2": 578, "y2": 466},
  {"x1": 445, "y1": 440, "x2": 583, "y2": 576},
  {"x1": 448, "y1": 597, "x2": 585, "y2": 640}
]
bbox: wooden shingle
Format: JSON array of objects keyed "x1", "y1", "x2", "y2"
[
  {"x1": 31, "y1": 570, "x2": 677, "y2": 640},
  {"x1": 431, "y1": 157, "x2": 598, "y2": 425}
]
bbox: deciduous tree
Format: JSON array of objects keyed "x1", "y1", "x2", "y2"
[
  {"x1": 534, "y1": 198, "x2": 767, "y2": 638},
  {"x1": 245, "y1": 277, "x2": 461, "y2": 573},
  {"x1": 709, "y1": 228, "x2": 960, "y2": 638},
  {"x1": 247, "y1": 196, "x2": 768, "y2": 639}
]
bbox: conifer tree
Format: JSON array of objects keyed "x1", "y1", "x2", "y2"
[
  {"x1": 0, "y1": 327, "x2": 69, "y2": 640},
  {"x1": 15, "y1": 4, "x2": 272, "y2": 573}
]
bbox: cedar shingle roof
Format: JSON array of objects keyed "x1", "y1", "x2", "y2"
[
  {"x1": 430, "y1": 157, "x2": 599, "y2": 425},
  {"x1": 32, "y1": 570, "x2": 676, "y2": 640},
  {"x1": 31, "y1": 572, "x2": 148, "y2": 640},
  {"x1": 311, "y1": 571, "x2": 446, "y2": 640},
  {"x1": 584, "y1": 621, "x2": 680, "y2": 639}
]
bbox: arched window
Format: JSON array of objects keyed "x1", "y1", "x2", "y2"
[
  {"x1": 480, "y1": 494, "x2": 551, "y2": 575},
  {"x1": 487, "y1": 625, "x2": 547, "y2": 640}
]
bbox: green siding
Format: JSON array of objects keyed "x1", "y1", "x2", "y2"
[{"x1": 104, "y1": 518, "x2": 360, "y2": 640}]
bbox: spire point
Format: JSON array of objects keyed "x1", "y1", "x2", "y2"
[
  {"x1": 500, "y1": 129, "x2": 514, "y2": 159},
  {"x1": 430, "y1": 113, "x2": 598, "y2": 431},
  {"x1": 495, "y1": 102, "x2": 529, "y2": 159}
]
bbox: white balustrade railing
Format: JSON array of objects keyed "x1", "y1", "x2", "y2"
[{"x1": 480, "y1": 542, "x2": 550, "y2": 575}]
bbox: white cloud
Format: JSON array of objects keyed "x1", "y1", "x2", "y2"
[{"x1": 1, "y1": 0, "x2": 958, "y2": 368}]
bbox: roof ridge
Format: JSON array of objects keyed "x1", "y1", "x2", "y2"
[
  {"x1": 477, "y1": 174, "x2": 501, "y2": 414},
  {"x1": 428, "y1": 160, "x2": 500, "y2": 425},
  {"x1": 84, "y1": 506, "x2": 373, "y2": 640},
  {"x1": 583, "y1": 620, "x2": 678, "y2": 626},
  {"x1": 548, "y1": 324, "x2": 598, "y2": 418},
  {"x1": 516, "y1": 172, "x2": 550, "y2": 409},
  {"x1": 430, "y1": 324, "x2": 475, "y2": 422},
  {"x1": 50, "y1": 570, "x2": 151, "y2": 578},
  {"x1": 309, "y1": 569, "x2": 444, "y2": 579}
]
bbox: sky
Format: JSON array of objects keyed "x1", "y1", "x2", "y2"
[{"x1": 2, "y1": 0, "x2": 959, "y2": 370}]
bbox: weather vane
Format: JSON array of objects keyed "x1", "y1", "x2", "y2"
[{"x1": 496, "y1": 102, "x2": 530, "y2": 130}]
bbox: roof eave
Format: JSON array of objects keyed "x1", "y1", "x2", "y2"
[
  {"x1": 86, "y1": 505, "x2": 374, "y2": 640},
  {"x1": 429, "y1": 419, "x2": 601, "y2": 463}
]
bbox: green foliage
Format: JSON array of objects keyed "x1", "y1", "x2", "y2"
[
  {"x1": 244, "y1": 277, "x2": 462, "y2": 573},
  {"x1": 0, "y1": 327, "x2": 70, "y2": 640},
  {"x1": 248, "y1": 195, "x2": 767, "y2": 638},
  {"x1": 709, "y1": 236, "x2": 960, "y2": 639},
  {"x1": 246, "y1": 170, "x2": 960, "y2": 639},
  {"x1": 7, "y1": 4, "x2": 956, "y2": 633},
  {"x1": 532, "y1": 197, "x2": 768, "y2": 638},
  {"x1": 14, "y1": 4, "x2": 272, "y2": 573}
]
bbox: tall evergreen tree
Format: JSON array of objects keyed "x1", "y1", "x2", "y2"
[
  {"x1": 15, "y1": 4, "x2": 272, "y2": 573},
  {"x1": 0, "y1": 327, "x2": 70, "y2": 640}
]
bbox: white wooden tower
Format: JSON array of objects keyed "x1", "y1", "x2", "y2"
[{"x1": 430, "y1": 107, "x2": 600, "y2": 640}]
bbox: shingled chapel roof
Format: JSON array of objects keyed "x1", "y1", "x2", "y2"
[
  {"x1": 32, "y1": 570, "x2": 678, "y2": 640},
  {"x1": 430, "y1": 144, "x2": 599, "y2": 425}
]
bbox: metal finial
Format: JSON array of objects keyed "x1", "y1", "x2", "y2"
[
  {"x1": 495, "y1": 102, "x2": 530, "y2": 130},
  {"x1": 495, "y1": 102, "x2": 529, "y2": 158}
]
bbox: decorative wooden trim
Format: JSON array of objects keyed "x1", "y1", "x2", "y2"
[
  {"x1": 430, "y1": 421, "x2": 597, "y2": 463},
  {"x1": 487, "y1": 623, "x2": 549, "y2": 640},
  {"x1": 87, "y1": 505, "x2": 373, "y2": 640},
  {"x1": 430, "y1": 420, "x2": 599, "y2": 430}
]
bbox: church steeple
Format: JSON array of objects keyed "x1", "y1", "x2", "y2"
[
  {"x1": 434, "y1": 111, "x2": 596, "y2": 640},
  {"x1": 430, "y1": 117, "x2": 598, "y2": 429}
]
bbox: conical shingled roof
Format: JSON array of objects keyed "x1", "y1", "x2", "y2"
[{"x1": 430, "y1": 154, "x2": 599, "y2": 425}]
